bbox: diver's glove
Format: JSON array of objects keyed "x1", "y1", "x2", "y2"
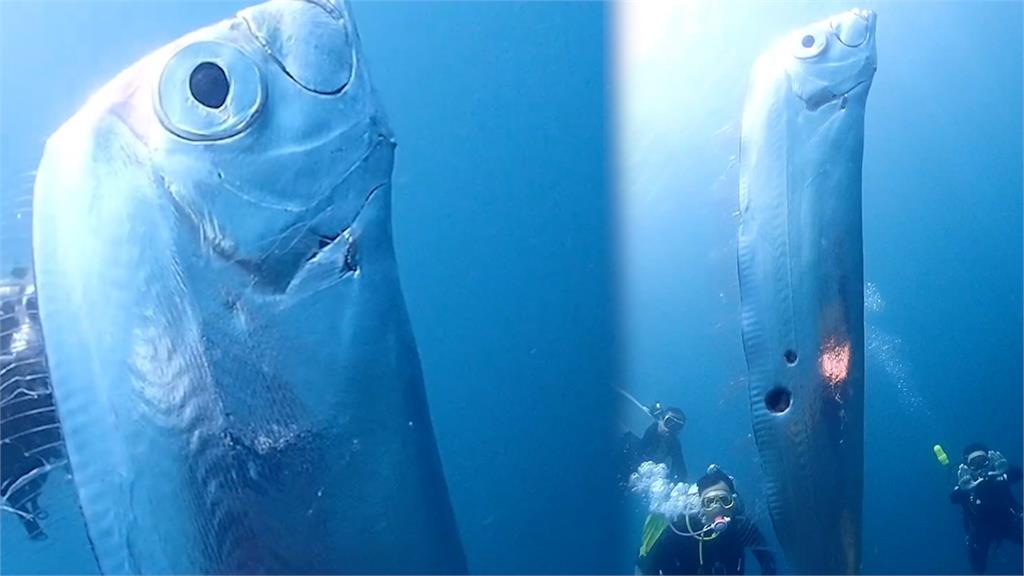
[
  {"x1": 985, "y1": 469, "x2": 1009, "y2": 481},
  {"x1": 648, "y1": 402, "x2": 664, "y2": 419},
  {"x1": 958, "y1": 464, "x2": 982, "y2": 491},
  {"x1": 989, "y1": 451, "x2": 1009, "y2": 475},
  {"x1": 958, "y1": 460, "x2": 1008, "y2": 488}
]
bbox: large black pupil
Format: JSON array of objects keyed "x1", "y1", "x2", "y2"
[
  {"x1": 801, "y1": 35, "x2": 815, "y2": 48},
  {"x1": 189, "y1": 62, "x2": 229, "y2": 109}
]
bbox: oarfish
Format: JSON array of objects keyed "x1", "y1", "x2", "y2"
[
  {"x1": 737, "y1": 9, "x2": 877, "y2": 574},
  {"x1": 31, "y1": 0, "x2": 466, "y2": 573}
]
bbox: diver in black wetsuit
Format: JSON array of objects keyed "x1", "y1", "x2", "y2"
[
  {"x1": 620, "y1": 403, "x2": 688, "y2": 486},
  {"x1": 637, "y1": 466, "x2": 776, "y2": 575},
  {"x1": 949, "y1": 443, "x2": 1023, "y2": 574}
]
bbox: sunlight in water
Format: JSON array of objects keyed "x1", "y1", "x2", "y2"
[
  {"x1": 820, "y1": 338, "x2": 851, "y2": 397},
  {"x1": 618, "y1": 1, "x2": 702, "y2": 69}
]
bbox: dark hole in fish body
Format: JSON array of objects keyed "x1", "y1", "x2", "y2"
[
  {"x1": 801, "y1": 34, "x2": 815, "y2": 48},
  {"x1": 765, "y1": 386, "x2": 792, "y2": 414},
  {"x1": 189, "y1": 62, "x2": 229, "y2": 109},
  {"x1": 784, "y1": 349, "x2": 798, "y2": 365}
]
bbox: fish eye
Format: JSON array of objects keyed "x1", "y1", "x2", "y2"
[
  {"x1": 156, "y1": 41, "x2": 265, "y2": 141},
  {"x1": 793, "y1": 30, "x2": 826, "y2": 59},
  {"x1": 189, "y1": 62, "x2": 229, "y2": 109}
]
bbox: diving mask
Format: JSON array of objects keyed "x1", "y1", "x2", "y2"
[
  {"x1": 701, "y1": 492, "x2": 735, "y2": 511},
  {"x1": 662, "y1": 412, "x2": 685, "y2": 432},
  {"x1": 968, "y1": 452, "x2": 990, "y2": 471}
]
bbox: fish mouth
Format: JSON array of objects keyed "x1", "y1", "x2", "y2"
[
  {"x1": 796, "y1": 77, "x2": 873, "y2": 112},
  {"x1": 239, "y1": 182, "x2": 384, "y2": 294},
  {"x1": 298, "y1": 183, "x2": 384, "y2": 271},
  {"x1": 148, "y1": 115, "x2": 394, "y2": 296},
  {"x1": 171, "y1": 178, "x2": 385, "y2": 296}
]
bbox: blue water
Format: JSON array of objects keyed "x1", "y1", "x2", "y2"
[{"x1": 1, "y1": 1, "x2": 1021, "y2": 574}]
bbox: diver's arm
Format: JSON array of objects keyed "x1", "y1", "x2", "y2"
[
  {"x1": 950, "y1": 487, "x2": 966, "y2": 504},
  {"x1": 641, "y1": 423, "x2": 659, "y2": 446}
]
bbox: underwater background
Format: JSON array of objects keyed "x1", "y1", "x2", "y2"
[
  {"x1": 1, "y1": 1, "x2": 1021, "y2": 575},
  {"x1": 617, "y1": 1, "x2": 1022, "y2": 574}
]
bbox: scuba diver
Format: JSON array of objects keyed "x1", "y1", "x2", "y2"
[
  {"x1": 620, "y1": 401, "x2": 688, "y2": 485},
  {"x1": 636, "y1": 465, "x2": 776, "y2": 575},
  {"x1": 949, "y1": 443, "x2": 1023, "y2": 574}
]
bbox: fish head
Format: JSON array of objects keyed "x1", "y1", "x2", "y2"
[
  {"x1": 40, "y1": 0, "x2": 394, "y2": 296},
  {"x1": 783, "y1": 8, "x2": 878, "y2": 110}
]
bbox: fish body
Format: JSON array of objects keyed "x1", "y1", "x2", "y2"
[
  {"x1": 737, "y1": 9, "x2": 877, "y2": 574},
  {"x1": 32, "y1": 1, "x2": 465, "y2": 573}
]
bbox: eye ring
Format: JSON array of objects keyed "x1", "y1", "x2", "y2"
[
  {"x1": 793, "y1": 30, "x2": 827, "y2": 59},
  {"x1": 155, "y1": 41, "x2": 266, "y2": 142},
  {"x1": 830, "y1": 13, "x2": 870, "y2": 47}
]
